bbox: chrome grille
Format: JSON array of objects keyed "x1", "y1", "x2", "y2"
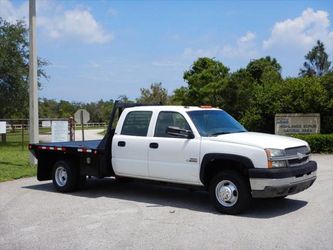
[
  {"x1": 285, "y1": 146, "x2": 310, "y2": 167},
  {"x1": 285, "y1": 146, "x2": 309, "y2": 156}
]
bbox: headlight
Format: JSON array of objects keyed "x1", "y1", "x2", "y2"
[{"x1": 265, "y1": 148, "x2": 287, "y2": 168}]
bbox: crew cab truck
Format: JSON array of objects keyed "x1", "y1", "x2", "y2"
[{"x1": 29, "y1": 102, "x2": 317, "y2": 214}]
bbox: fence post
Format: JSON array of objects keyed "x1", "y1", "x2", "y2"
[
  {"x1": 1, "y1": 134, "x2": 6, "y2": 142},
  {"x1": 21, "y1": 121, "x2": 24, "y2": 151},
  {"x1": 69, "y1": 117, "x2": 75, "y2": 141}
]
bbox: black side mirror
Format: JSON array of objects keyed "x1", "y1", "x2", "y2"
[{"x1": 166, "y1": 126, "x2": 194, "y2": 139}]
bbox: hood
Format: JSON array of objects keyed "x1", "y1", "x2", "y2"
[{"x1": 208, "y1": 132, "x2": 307, "y2": 150}]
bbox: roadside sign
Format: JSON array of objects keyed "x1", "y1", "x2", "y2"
[
  {"x1": 0, "y1": 122, "x2": 6, "y2": 134},
  {"x1": 51, "y1": 121, "x2": 68, "y2": 142},
  {"x1": 42, "y1": 121, "x2": 51, "y2": 128},
  {"x1": 275, "y1": 113, "x2": 320, "y2": 135},
  {"x1": 74, "y1": 109, "x2": 90, "y2": 142},
  {"x1": 74, "y1": 109, "x2": 90, "y2": 124}
]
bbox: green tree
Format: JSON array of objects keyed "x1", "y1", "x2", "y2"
[
  {"x1": 117, "y1": 95, "x2": 133, "y2": 104},
  {"x1": 278, "y1": 77, "x2": 328, "y2": 113},
  {"x1": 223, "y1": 69, "x2": 256, "y2": 119},
  {"x1": 137, "y1": 82, "x2": 168, "y2": 104},
  {"x1": 39, "y1": 98, "x2": 59, "y2": 118},
  {"x1": 240, "y1": 82, "x2": 282, "y2": 132},
  {"x1": 170, "y1": 86, "x2": 188, "y2": 105},
  {"x1": 97, "y1": 99, "x2": 114, "y2": 122},
  {"x1": 0, "y1": 18, "x2": 48, "y2": 118},
  {"x1": 246, "y1": 56, "x2": 281, "y2": 84},
  {"x1": 241, "y1": 77, "x2": 329, "y2": 133},
  {"x1": 299, "y1": 40, "x2": 332, "y2": 77},
  {"x1": 175, "y1": 57, "x2": 229, "y2": 106},
  {"x1": 57, "y1": 100, "x2": 78, "y2": 118}
]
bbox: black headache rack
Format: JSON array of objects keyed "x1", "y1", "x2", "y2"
[{"x1": 29, "y1": 101, "x2": 161, "y2": 179}]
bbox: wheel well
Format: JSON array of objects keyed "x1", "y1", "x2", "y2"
[
  {"x1": 37, "y1": 153, "x2": 79, "y2": 181},
  {"x1": 202, "y1": 159, "x2": 250, "y2": 187}
]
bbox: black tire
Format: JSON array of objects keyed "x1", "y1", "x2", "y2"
[
  {"x1": 209, "y1": 170, "x2": 251, "y2": 214},
  {"x1": 52, "y1": 160, "x2": 79, "y2": 192}
]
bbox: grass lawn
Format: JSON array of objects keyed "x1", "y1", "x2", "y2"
[{"x1": 0, "y1": 131, "x2": 36, "y2": 182}]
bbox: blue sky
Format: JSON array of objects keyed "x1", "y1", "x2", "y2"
[{"x1": 1, "y1": 0, "x2": 333, "y2": 102}]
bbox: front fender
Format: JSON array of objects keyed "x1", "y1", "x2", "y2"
[{"x1": 200, "y1": 153, "x2": 254, "y2": 184}]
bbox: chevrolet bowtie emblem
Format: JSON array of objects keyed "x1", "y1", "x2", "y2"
[{"x1": 297, "y1": 152, "x2": 306, "y2": 159}]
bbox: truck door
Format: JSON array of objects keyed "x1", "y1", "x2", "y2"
[
  {"x1": 148, "y1": 111, "x2": 201, "y2": 184},
  {"x1": 112, "y1": 111, "x2": 152, "y2": 177}
]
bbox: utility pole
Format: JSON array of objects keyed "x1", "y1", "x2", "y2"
[{"x1": 29, "y1": 0, "x2": 39, "y2": 164}]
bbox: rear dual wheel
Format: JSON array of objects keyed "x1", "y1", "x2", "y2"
[{"x1": 52, "y1": 160, "x2": 86, "y2": 192}]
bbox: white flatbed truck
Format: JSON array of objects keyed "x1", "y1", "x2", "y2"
[{"x1": 29, "y1": 102, "x2": 317, "y2": 214}]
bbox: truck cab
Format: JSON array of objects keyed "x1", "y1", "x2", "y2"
[{"x1": 29, "y1": 103, "x2": 317, "y2": 214}]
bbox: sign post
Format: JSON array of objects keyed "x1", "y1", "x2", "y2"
[
  {"x1": 81, "y1": 110, "x2": 85, "y2": 142},
  {"x1": 74, "y1": 109, "x2": 90, "y2": 143}
]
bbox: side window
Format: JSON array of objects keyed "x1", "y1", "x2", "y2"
[
  {"x1": 121, "y1": 111, "x2": 152, "y2": 136},
  {"x1": 154, "y1": 111, "x2": 191, "y2": 138}
]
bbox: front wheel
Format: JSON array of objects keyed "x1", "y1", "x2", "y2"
[{"x1": 209, "y1": 170, "x2": 251, "y2": 214}]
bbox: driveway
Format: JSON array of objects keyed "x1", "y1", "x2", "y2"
[{"x1": 0, "y1": 155, "x2": 332, "y2": 249}]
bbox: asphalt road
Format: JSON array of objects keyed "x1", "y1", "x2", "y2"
[{"x1": 0, "y1": 155, "x2": 332, "y2": 250}]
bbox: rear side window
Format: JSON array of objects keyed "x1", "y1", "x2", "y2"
[{"x1": 121, "y1": 111, "x2": 152, "y2": 136}]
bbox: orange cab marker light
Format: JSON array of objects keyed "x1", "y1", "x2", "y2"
[{"x1": 200, "y1": 105, "x2": 212, "y2": 109}]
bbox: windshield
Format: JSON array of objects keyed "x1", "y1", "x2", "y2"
[{"x1": 187, "y1": 110, "x2": 246, "y2": 136}]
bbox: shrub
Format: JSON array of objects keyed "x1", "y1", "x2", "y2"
[{"x1": 291, "y1": 134, "x2": 333, "y2": 153}]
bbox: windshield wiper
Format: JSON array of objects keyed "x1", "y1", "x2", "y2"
[
  {"x1": 209, "y1": 132, "x2": 231, "y2": 136},
  {"x1": 209, "y1": 131, "x2": 246, "y2": 136}
]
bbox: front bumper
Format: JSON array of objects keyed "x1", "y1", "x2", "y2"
[{"x1": 249, "y1": 161, "x2": 317, "y2": 198}]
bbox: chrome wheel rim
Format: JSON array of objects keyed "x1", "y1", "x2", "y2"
[
  {"x1": 215, "y1": 180, "x2": 238, "y2": 207},
  {"x1": 55, "y1": 166, "x2": 67, "y2": 187}
]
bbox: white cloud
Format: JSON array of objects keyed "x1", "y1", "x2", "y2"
[
  {"x1": 221, "y1": 32, "x2": 257, "y2": 58},
  {"x1": 40, "y1": 8, "x2": 112, "y2": 43},
  {"x1": 0, "y1": 0, "x2": 28, "y2": 23},
  {"x1": 182, "y1": 32, "x2": 257, "y2": 60},
  {"x1": 0, "y1": 0, "x2": 112, "y2": 44},
  {"x1": 238, "y1": 32, "x2": 256, "y2": 44},
  {"x1": 263, "y1": 8, "x2": 333, "y2": 53}
]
